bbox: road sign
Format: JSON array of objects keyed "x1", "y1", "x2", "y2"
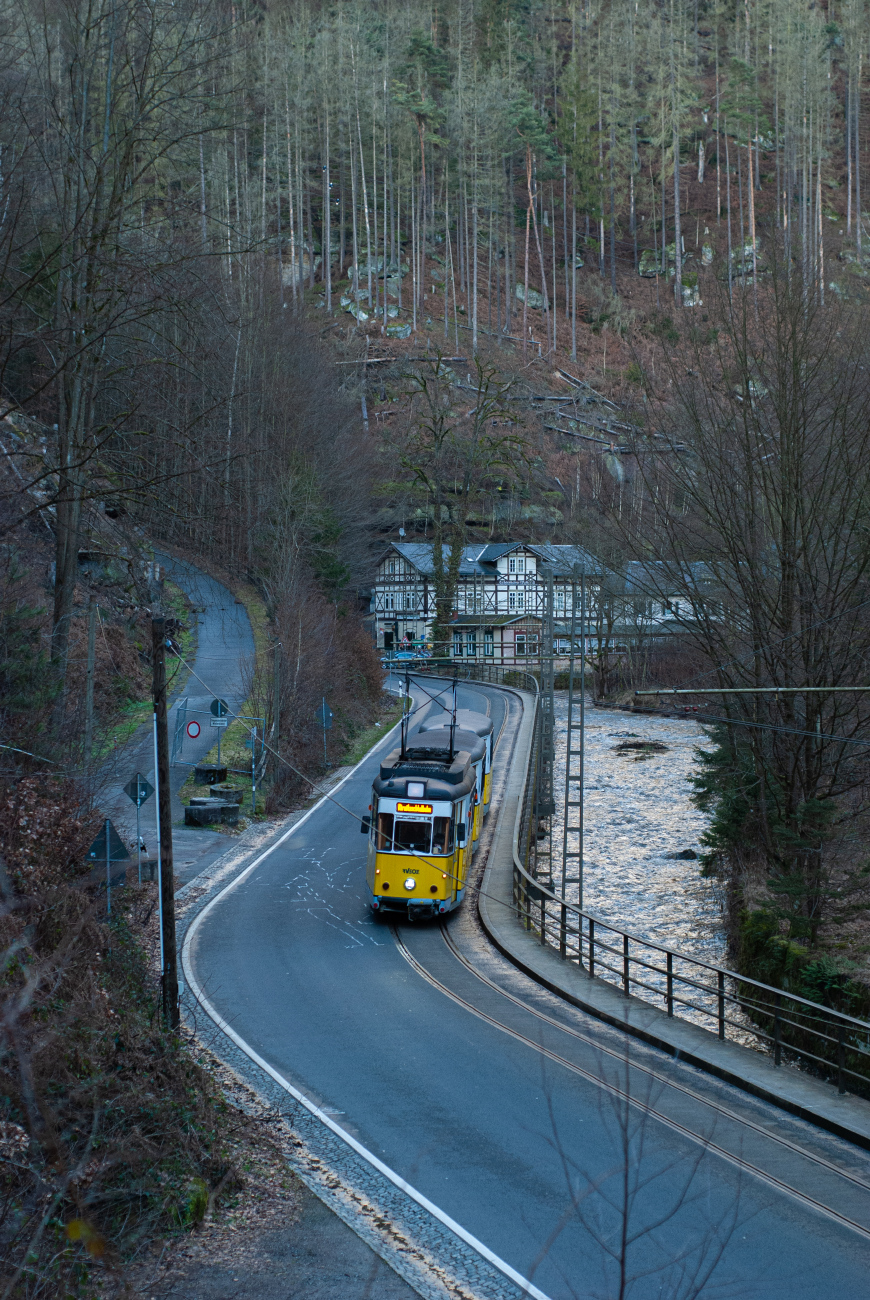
[
  {"x1": 186, "y1": 720, "x2": 201, "y2": 739},
  {"x1": 210, "y1": 698, "x2": 229, "y2": 718},
  {"x1": 315, "y1": 700, "x2": 333, "y2": 729},
  {"x1": 87, "y1": 821, "x2": 130, "y2": 863},
  {"x1": 124, "y1": 774, "x2": 154, "y2": 808},
  {"x1": 210, "y1": 718, "x2": 228, "y2": 728}
]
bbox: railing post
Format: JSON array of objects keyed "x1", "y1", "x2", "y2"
[
  {"x1": 623, "y1": 934, "x2": 630, "y2": 996},
  {"x1": 838, "y1": 1023, "x2": 846, "y2": 1095},
  {"x1": 560, "y1": 902, "x2": 567, "y2": 959},
  {"x1": 666, "y1": 952, "x2": 673, "y2": 1017},
  {"x1": 774, "y1": 993, "x2": 782, "y2": 1066},
  {"x1": 718, "y1": 970, "x2": 725, "y2": 1040},
  {"x1": 589, "y1": 918, "x2": 595, "y2": 979}
]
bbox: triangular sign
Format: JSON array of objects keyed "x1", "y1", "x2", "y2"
[{"x1": 87, "y1": 820, "x2": 131, "y2": 863}]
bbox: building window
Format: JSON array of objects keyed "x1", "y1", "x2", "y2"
[
  {"x1": 384, "y1": 593, "x2": 395, "y2": 611},
  {"x1": 508, "y1": 590, "x2": 524, "y2": 612},
  {"x1": 555, "y1": 590, "x2": 565, "y2": 612},
  {"x1": 484, "y1": 630, "x2": 494, "y2": 656},
  {"x1": 453, "y1": 632, "x2": 463, "y2": 657},
  {"x1": 389, "y1": 560, "x2": 396, "y2": 575},
  {"x1": 404, "y1": 593, "x2": 415, "y2": 610},
  {"x1": 466, "y1": 631, "x2": 477, "y2": 657},
  {"x1": 515, "y1": 633, "x2": 539, "y2": 658},
  {"x1": 508, "y1": 556, "x2": 525, "y2": 575}
]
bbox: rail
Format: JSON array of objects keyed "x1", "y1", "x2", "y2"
[
  {"x1": 407, "y1": 660, "x2": 541, "y2": 694},
  {"x1": 415, "y1": 662, "x2": 870, "y2": 1093},
  {"x1": 509, "y1": 696, "x2": 870, "y2": 1095}
]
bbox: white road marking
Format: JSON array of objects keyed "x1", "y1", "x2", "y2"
[{"x1": 182, "y1": 693, "x2": 554, "y2": 1300}]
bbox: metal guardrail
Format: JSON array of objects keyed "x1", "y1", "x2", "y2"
[
  {"x1": 419, "y1": 661, "x2": 870, "y2": 1092},
  {"x1": 416, "y1": 661, "x2": 541, "y2": 693},
  {"x1": 509, "y1": 693, "x2": 870, "y2": 1095}
]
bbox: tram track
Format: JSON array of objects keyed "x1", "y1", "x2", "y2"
[
  {"x1": 184, "y1": 670, "x2": 870, "y2": 1296},
  {"x1": 390, "y1": 920, "x2": 870, "y2": 1242},
  {"x1": 388, "y1": 678, "x2": 870, "y2": 1246}
]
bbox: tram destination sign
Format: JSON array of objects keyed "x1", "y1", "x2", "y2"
[{"x1": 396, "y1": 801, "x2": 433, "y2": 815}]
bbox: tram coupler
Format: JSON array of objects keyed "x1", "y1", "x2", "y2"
[{"x1": 407, "y1": 900, "x2": 439, "y2": 922}]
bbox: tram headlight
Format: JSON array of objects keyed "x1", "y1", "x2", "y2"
[{"x1": 404, "y1": 878, "x2": 416, "y2": 891}]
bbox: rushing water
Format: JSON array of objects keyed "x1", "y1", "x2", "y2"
[{"x1": 546, "y1": 697, "x2": 733, "y2": 1025}]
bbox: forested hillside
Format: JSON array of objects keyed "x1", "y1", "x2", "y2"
[{"x1": 3, "y1": 0, "x2": 870, "y2": 1290}]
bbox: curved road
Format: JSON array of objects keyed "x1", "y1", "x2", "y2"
[
  {"x1": 184, "y1": 676, "x2": 870, "y2": 1299},
  {"x1": 101, "y1": 553, "x2": 254, "y2": 882}
]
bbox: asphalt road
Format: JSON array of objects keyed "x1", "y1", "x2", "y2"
[
  {"x1": 186, "y1": 676, "x2": 870, "y2": 1299},
  {"x1": 100, "y1": 553, "x2": 255, "y2": 882}
]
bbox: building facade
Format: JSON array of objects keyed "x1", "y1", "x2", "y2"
[{"x1": 370, "y1": 542, "x2": 713, "y2": 662}]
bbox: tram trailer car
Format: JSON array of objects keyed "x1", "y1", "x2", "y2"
[
  {"x1": 419, "y1": 709, "x2": 494, "y2": 812},
  {"x1": 362, "y1": 742, "x2": 476, "y2": 920},
  {"x1": 408, "y1": 727, "x2": 487, "y2": 846}
]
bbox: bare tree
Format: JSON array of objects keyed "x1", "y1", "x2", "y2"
[{"x1": 616, "y1": 266, "x2": 870, "y2": 943}]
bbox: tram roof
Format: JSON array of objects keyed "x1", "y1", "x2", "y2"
[
  {"x1": 408, "y1": 727, "x2": 486, "y2": 760},
  {"x1": 375, "y1": 747, "x2": 476, "y2": 800},
  {"x1": 419, "y1": 709, "x2": 493, "y2": 738}
]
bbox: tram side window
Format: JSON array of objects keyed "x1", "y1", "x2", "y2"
[
  {"x1": 393, "y1": 819, "x2": 431, "y2": 852},
  {"x1": 432, "y1": 816, "x2": 453, "y2": 854},
  {"x1": 377, "y1": 813, "x2": 394, "y2": 850}
]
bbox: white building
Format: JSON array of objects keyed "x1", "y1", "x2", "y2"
[{"x1": 370, "y1": 542, "x2": 715, "y2": 662}]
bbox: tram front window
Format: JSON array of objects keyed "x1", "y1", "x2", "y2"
[{"x1": 392, "y1": 819, "x2": 431, "y2": 852}]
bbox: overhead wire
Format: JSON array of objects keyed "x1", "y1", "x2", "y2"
[{"x1": 165, "y1": 650, "x2": 477, "y2": 887}]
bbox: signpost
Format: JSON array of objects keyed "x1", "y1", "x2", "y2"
[
  {"x1": 124, "y1": 774, "x2": 154, "y2": 884},
  {"x1": 152, "y1": 616, "x2": 179, "y2": 1030},
  {"x1": 315, "y1": 698, "x2": 333, "y2": 767},
  {"x1": 210, "y1": 698, "x2": 230, "y2": 764},
  {"x1": 87, "y1": 819, "x2": 130, "y2": 917}
]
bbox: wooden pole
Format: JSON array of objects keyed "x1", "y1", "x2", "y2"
[
  {"x1": 272, "y1": 641, "x2": 282, "y2": 759},
  {"x1": 152, "y1": 616, "x2": 179, "y2": 1030},
  {"x1": 84, "y1": 598, "x2": 96, "y2": 764}
]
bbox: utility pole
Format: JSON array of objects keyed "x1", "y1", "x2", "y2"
[
  {"x1": 152, "y1": 616, "x2": 179, "y2": 1030},
  {"x1": 84, "y1": 598, "x2": 96, "y2": 764},
  {"x1": 272, "y1": 642, "x2": 282, "y2": 757}
]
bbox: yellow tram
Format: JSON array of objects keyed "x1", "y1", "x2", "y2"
[
  {"x1": 363, "y1": 738, "x2": 476, "y2": 918},
  {"x1": 419, "y1": 709, "x2": 494, "y2": 812}
]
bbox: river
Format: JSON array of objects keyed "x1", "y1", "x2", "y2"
[{"x1": 549, "y1": 696, "x2": 726, "y2": 974}]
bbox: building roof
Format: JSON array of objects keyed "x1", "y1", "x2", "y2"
[
  {"x1": 530, "y1": 543, "x2": 605, "y2": 576},
  {"x1": 381, "y1": 541, "x2": 605, "y2": 578}
]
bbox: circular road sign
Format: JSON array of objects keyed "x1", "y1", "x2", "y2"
[
  {"x1": 210, "y1": 698, "x2": 229, "y2": 718},
  {"x1": 186, "y1": 720, "x2": 201, "y2": 740}
]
